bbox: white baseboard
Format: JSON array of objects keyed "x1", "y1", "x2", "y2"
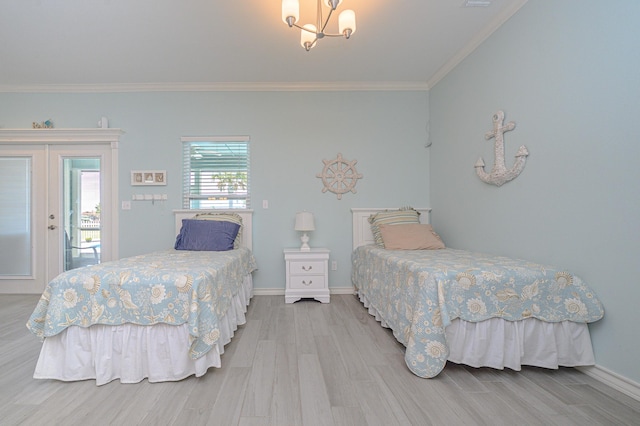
[
  {"x1": 330, "y1": 287, "x2": 357, "y2": 295},
  {"x1": 252, "y1": 288, "x2": 284, "y2": 296},
  {"x1": 253, "y1": 287, "x2": 355, "y2": 296},
  {"x1": 578, "y1": 365, "x2": 640, "y2": 402}
]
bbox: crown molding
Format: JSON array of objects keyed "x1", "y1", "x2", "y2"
[
  {"x1": 0, "y1": 128, "x2": 124, "y2": 144},
  {"x1": 427, "y1": 0, "x2": 529, "y2": 89},
  {"x1": 0, "y1": 81, "x2": 429, "y2": 94}
]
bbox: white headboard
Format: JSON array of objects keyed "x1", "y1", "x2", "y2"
[
  {"x1": 173, "y1": 209, "x2": 254, "y2": 251},
  {"x1": 351, "y1": 208, "x2": 431, "y2": 249}
]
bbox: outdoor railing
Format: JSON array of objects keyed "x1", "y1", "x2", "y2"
[{"x1": 80, "y1": 219, "x2": 100, "y2": 242}]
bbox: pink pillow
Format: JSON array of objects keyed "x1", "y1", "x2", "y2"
[{"x1": 378, "y1": 223, "x2": 445, "y2": 250}]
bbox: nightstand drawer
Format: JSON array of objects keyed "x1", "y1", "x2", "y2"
[
  {"x1": 289, "y1": 274, "x2": 326, "y2": 290},
  {"x1": 288, "y1": 260, "x2": 325, "y2": 275}
]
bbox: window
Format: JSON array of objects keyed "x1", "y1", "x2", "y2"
[{"x1": 182, "y1": 137, "x2": 250, "y2": 209}]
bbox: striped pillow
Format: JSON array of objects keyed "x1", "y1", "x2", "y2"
[
  {"x1": 194, "y1": 212, "x2": 243, "y2": 249},
  {"x1": 368, "y1": 207, "x2": 421, "y2": 247}
]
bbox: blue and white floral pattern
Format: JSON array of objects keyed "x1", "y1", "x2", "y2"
[
  {"x1": 27, "y1": 248, "x2": 257, "y2": 359},
  {"x1": 351, "y1": 246, "x2": 604, "y2": 378}
]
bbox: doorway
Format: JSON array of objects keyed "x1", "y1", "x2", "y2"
[{"x1": 62, "y1": 159, "x2": 102, "y2": 271}]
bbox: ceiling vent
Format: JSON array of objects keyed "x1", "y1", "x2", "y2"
[{"x1": 463, "y1": 1, "x2": 491, "y2": 7}]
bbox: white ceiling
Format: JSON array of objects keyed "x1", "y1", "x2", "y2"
[{"x1": 0, "y1": 0, "x2": 528, "y2": 92}]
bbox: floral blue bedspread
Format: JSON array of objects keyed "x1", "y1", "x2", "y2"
[
  {"x1": 351, "y1": 246, "x2": 604, "y2": 378},
  {"x1": 27, "y1": 248, "x2": 257, "y2": 359}
]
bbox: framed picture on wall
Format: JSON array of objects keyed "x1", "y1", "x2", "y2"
[
  {"x1": 131, "y1": 170, "x2": 167, "y2": 186},
  {"x1": 131, "y1": 171, "x2": 144, "y2": 185}
]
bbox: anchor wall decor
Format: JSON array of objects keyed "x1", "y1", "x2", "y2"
[{"x1": 474, "y1": 110, "x2": 529, "y2": 186}]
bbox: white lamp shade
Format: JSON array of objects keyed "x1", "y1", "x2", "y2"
[
  {"x1": 300, "y1": 24, "x2": 317, "y2": 49},
  {"x1": 282, "y1": 0, "x2": 299, "y2": 25},
  {"x1": 339, "y1": 10, "x2": 356, "y2": 37},
  {"x1": 295, "y1": 211, "x2": 315, "y2": 231}
]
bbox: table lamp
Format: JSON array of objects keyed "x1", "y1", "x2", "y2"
[{"x1": 294, "y1": 211, "x2": 315, "y2": 251}]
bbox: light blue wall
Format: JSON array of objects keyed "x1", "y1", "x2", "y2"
[
  {"x1": 0, "y1": 90, "x2": 430, "y2": 291},
  {"x1": 430, "y1": 1, "x2": 640, "y2": 383}
]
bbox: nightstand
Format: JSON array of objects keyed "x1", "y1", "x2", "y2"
[{"x1": 284, "y1": 248, "x2": 330, "y2": 304}]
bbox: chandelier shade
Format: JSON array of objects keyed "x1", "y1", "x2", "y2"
[
  {"x1": 338, "y1": 9, "x2": 356, "y2": 38},
  {"x1": 282, "y1": 0, "x2": 299, "y2": 27},
  {"x1": 301, "y1": 24, "x2": 317, "y2": 50},
  {"x1": 281, "y1": 0, "x2": 357, "y2": 51}
]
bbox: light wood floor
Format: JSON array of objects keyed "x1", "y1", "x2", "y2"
[{"x1": 2, "y1": 294, "x2": 639, "y2": 426}]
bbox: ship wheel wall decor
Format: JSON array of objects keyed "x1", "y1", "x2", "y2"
[{"x1": 316, "y1": 153, "x2": 363, "y2": 200}]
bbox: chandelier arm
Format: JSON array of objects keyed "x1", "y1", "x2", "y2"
[
  {"x1": 290, "y1": 25, "x2": 343, "y2": 37},
  {"x1": 291, "y1": 15, "x2": 338, "y2": 36},
  {"x1": 320, "y1": 8, "x2": 335, "y2": 34},
  {"x1": 291, "y1": 22, "x2": 310, "y2": 32}
]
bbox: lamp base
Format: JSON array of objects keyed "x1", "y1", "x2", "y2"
[{"x1": 300, "y1": 233, "x2": 311, "y2": 251}]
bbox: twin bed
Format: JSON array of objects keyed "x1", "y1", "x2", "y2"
[
  {"x1": 351, "y1": 208, "x2": 604, "y2": 378},
  {"x1": 27, "y1": 210, "x2": 256, "y2": 385},
  {"x1": 27, "y1": 206, "x2": 604, "y2": 384}
]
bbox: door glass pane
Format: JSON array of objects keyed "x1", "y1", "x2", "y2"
[
  {"x1": 0, "y1": 157, "x2": 31, "y2": 276},
  {"x1": 63, "y1": 158, "x2": 101, "y2": 271}
]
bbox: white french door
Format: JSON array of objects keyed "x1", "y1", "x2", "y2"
[
  {"x1": 0, "y1": 129, "x2": 121, "y2": 294},
  {"x1": 47, "y1": 145, "x2": 113, "y2": 285},
  {"x1": 0, "y1": 146, "x2": 47, "y2": 293}
]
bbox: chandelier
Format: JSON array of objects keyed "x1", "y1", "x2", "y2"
[{"x1": 282, "y1": 0, "x2": 357, "y2": 51}]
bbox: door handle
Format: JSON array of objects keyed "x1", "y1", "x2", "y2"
[
  {"x1": 49, "y1": 214, "x2": 55, "y2": 219},
  {"x1": 48, "y1": 225, "x2": 57, "y2": 230}
]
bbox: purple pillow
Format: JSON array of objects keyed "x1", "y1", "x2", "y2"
[{"x1": 174, "y1": 219, "x2": 240, "y2": 251}]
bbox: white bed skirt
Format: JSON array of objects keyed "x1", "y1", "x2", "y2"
[
  {"x1": 357, "y1": 291, "x2": 595, "y2": 373},
  {"x1": 33, "y1": 275, "x2": 253, "y2": 385}
]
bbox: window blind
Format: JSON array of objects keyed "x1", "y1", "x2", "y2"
[{"x1": 181, "y1": 137, "x2": 250, "y2": 209}]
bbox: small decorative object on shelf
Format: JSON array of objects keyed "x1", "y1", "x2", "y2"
[
  {"x1": 32, "y1": 120, "x2": 54, "y2": 129},
  {"x1": 317, "y1": 152, "x2": 363, "y2": 200}
]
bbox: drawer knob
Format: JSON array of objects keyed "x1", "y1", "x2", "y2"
[
  {"x1": 302, "y1": 280, "x2": 312, "y2": 286},
  {"x1": 302, "y1": 265, "x2": 313, "y2": 271}
]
